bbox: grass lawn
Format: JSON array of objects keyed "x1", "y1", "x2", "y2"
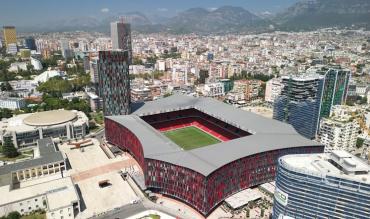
[
  {"x1": 0, "y1": 154, "x2": 28, "y2": 162},
  {"x1": 163, "y1": 126, "x2": 220, "y2": 150},
  {"x1": 21, "y1": 212, "x2": 46, "y2": 219},
  {"x1": 90, "y1": 112, "x2": 104, "y2": 125}
]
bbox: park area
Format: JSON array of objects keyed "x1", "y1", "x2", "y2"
[{"x1": 163, "y1": 126, "x2": 221, "y2": 150}]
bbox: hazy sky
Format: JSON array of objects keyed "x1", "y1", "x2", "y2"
[{"x1": 0, "y1": 0, "x2": 300, "y2": 26}]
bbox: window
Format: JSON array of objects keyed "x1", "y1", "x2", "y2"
[
  {"x1": 28, "y1": 207, "x2": 31, "y2": 210},
  {"x1": 19, "y1": 203, "x2": 23, "y2": 206},
  {"x1": 20, "y1": 209, "x2": 24, "y2": 212},
  {"x1": 35, "y1": 198, "x2": 38, "y2": 201}
]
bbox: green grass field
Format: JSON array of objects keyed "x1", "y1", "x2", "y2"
[{"x1": 163, "y1": 126, "x2": 220, "y2": 150}]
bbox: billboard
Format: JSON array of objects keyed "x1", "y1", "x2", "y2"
[{"x1": 275, "y1": 187, "x2": 289, "y2": 206}]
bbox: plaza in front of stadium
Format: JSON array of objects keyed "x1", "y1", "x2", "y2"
[{"x1": 105, "y1": 94, "x2": 324, "y2": 216}]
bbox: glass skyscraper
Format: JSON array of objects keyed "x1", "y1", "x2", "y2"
[
  {"x1": 98, "y1": 50, "x2": 131, "y2": 116},
  {"x1": 273, "y1": 74, "x2": 324, "y2": 139},
  {"x1": 24, "y1": 37, "x2": 37, "y2": 50},
  {"x1": 273, "y1": 151, "x2": 370, "y2": 219},
  {"x1": 273, "y1": 67, "x2": 350, "y2": 139}
]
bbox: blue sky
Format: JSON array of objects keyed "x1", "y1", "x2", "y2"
[{"x1": 0, "y1": 0, "x2": 300, "y2": 26}]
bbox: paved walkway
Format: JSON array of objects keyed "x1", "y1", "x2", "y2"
[{"x1": 71, "y1": 159, "x2": 136, "y2": 182}]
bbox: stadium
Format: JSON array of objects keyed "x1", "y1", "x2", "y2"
[{"x1": 105, "y1": 95, "x2": 324, "y2": 215}]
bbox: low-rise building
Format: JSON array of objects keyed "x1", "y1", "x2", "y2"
[
  {"x1": 131, "y1": 87, "x2": 152, "y2": 102},
  {"x1": 203, "y1": 82, "x2": 225, "y2": 97},
  {"x1": 233, "y1": 80, "x2": 263, "y2": 102},
  {"x1": 8, "y1": 62, "x2": 28, "y2": 73},
  {"x1": 319, "y1": 117, "x2": 359, "y2": 152},
  {"x1": 86, "y1": 92, "x2": 102, "y2": 112},
  {"x1": 0, "y1": 110, "x2": 89, "y2": 148},
  {"x1": 0, "y1": 98, "x2": 26, "y2": 110},
  {"x1": 0, "y1": 138, "x2": 79, "y2": 218},
  {"x1": 265, "y1": 78, "x2": 282, "y2": 103}
]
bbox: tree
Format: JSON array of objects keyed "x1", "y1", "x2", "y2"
[
  {"x1": 37, "y1": 77, "x2": 72, "y2": 94},
  {"x1": 260, "y1": 208, "x2": 265, "y2": 217},
  {"x1": 0, "y1": 108, "x2": 12, "y2": 120},
  {"x1": 2, "y1": 136, "x2": 19, "y2": 158},
  {"x1": 6, "y1": 212, "x2": 21, "y2": 219},
  {"x1": 360, "y1": 97, "x2": 368, "y2": 105},
  {"x1": 356, "y1": 138, "x2": 365, "y2": 148},
  {"x1": 1, "y1": 81, "x2": 13, "y2": 91},
  {"x1": 245, "y1": 209, "x2": 250, "y2": 218},
  {"x1": 133, "y1": 57, "x2": 143, "y2": 65}
]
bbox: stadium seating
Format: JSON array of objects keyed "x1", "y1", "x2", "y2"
[{"x1": 141, "y1": 109, "x2": 250, "y2": 142}]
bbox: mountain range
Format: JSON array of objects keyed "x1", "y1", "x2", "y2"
[{"x1": 16, "y1": 0, "x2": 370, "y2": 34}]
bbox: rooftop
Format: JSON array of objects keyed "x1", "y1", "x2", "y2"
[
  {"x1": 0, "y1": 110, "x2": 87, "y2": 133},
  {"x1": 281, "y1": 150, "x2": 370, "y2": 184},
  {"x1": 0, "y1": 176, "x2": 78, "y2": 210},
  {"x1": 0, "y1": 138, "x2": 64, "y2": 186},
  {"x1": 23, "y1": 110, "x2": 77, "y2": 126},
  {"x1": 108, "y1": 95, "x2": 322, "y2": 176},
  {"x1": 225, "y1": 188, "x2": 262, "y2": 210}
]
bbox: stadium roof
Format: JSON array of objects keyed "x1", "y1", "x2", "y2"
[
  {"x1": 23, "y1": 110, "x2": 77, "y2": 126},
  {"x1": 108, "y1": 94, "x2": 323, "y2": 176}
]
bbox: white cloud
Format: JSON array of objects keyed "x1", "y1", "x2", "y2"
[
  {"x1": 157, "y1": 8, "x2": 168, "y2": 12},
  {"x1": 101, "y1": 8, "x2": 110, "y2": 13}
]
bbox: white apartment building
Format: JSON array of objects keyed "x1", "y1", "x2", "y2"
[
  {"x1": 265, "y1": 78, "x2": 282, "y2": 103},
  {"x1": 318, "y1": 106, "x2": 360, "y2": 152},
  {"x1": 7, "y1": 43, "x2": 18, "y2": 55},
  {"x1": 0, "y1": 177, "x2": 79, "y2": 218},
  {"x1": 203, "y1": 83, "x2": 225, "y2": 97},
  {"x1": 0, "y1": 98, "x2": 26, "y2": 110}
]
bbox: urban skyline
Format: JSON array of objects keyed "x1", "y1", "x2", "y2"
[
  {"x1": 0, "y1": 0, "x2": 300, "y2": 27},
  {"x1": 0, "y1": 1, "x2": 369, "y2": 219}
]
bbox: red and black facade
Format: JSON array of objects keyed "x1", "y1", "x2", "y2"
[{"x1": 105, "y1": 116, "x2": 324, "y2": 215}]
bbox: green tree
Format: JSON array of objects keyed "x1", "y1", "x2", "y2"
[
  {"x1": 245, "y1": 209, "x2": 250, "y2": 218},
  {"x1": 146, "y1": 55, "x2": 158, "y2": 64},
  {"x1": 37, "y1": 77, "x2": 72, "y2": 94},
  {"x1": 360, "y1": 97, "x2": 368, "y2": 105},
  {"x1": 133, "y1": 57, "x2": 143, "y2": 65},
  {"x1": 2, "y1": 136, "x2": 19, "y2": 158},
  {"x1": 260, "y1": 208, "x2": 265, "y2": 217},
  {"x1": 1, "y1": 81, "x2": 13, "y2": 91},
  {"x1": 6, "y1": 211, "x2": 21, "y2": 219},
  {"x1": 66, "y1": 98, "x2": 91, "y2": 117},
  {"x1": 356, "y1": 138, "x2": 365, "y2": 148},
  {"x1": 0, "y1": 108, "x2": 12, "y2": 120}
]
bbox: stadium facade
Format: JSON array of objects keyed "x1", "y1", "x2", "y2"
[{"x1": 105, "y1": 95, "x2": 324, "y2": 215}]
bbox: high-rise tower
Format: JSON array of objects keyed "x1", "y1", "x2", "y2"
[
  {"x1": 24, "y1": 37, "x2": 37, "y2": 50},
  {"x1": 273, "y1": 67, "x2": 350, "y2": 139},
  {"x1": 110, "y1": 21, "x2": 132, "y2": 64},
  {"x1": 98, "y1": 50, "x2": 131, "y2": 116},
  {"x1": 3, "y1": 26, "x2": 17, "y2": 47}
]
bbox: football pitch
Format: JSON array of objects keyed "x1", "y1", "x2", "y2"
[{"x1": 163, "y1": 126, "x2": 221, "y2": 150}]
